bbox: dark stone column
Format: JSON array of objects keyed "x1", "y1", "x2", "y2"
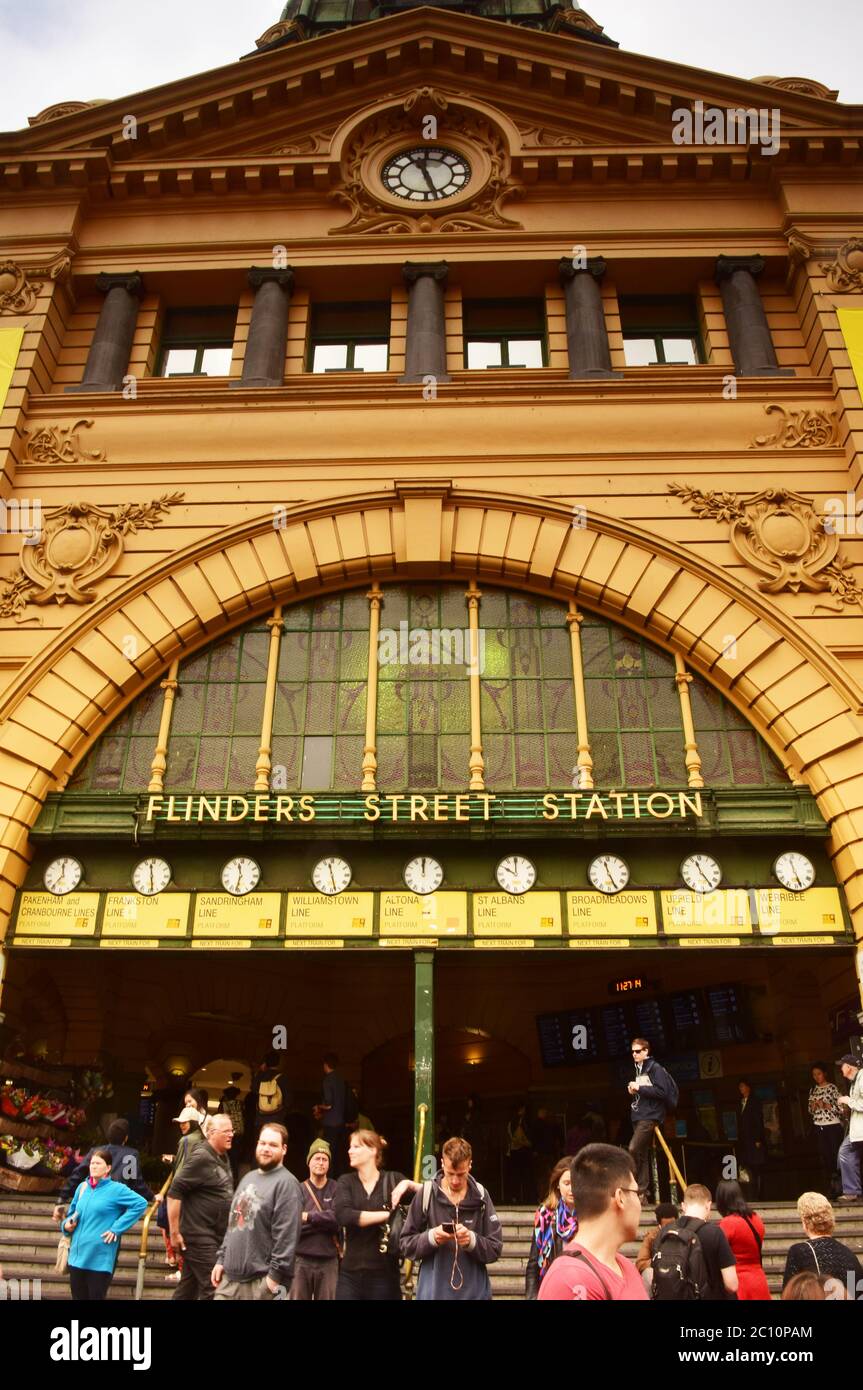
[
  {"x1": 715, "y1": 255, "x2": 794, "y2": 377},
  {"x1": 400, "y1": 261, "x2": 450, "y2": 384},
  {"x1": 558, "y1": 257, "x2": 622, "y2": 379},
  {"x1": 234, "y1": 267, "x2": 294, "y2": 389},
  {"x1": 66, "y1": 272, "x2": 144, "y2": 393}
]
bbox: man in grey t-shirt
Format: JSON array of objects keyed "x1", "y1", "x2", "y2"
[{"x1": 211, "y1": 1123, "x2": 302, "y2": 1300}]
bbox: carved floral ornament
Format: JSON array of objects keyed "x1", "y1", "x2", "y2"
[
  {"x1": 668, "y1": 482, "x2": 863, "y2": 612},
  {"x1": 749, "y1": 404, "x2": 840, "y2": 449},
  {"x1": 821, "y1": 238, "x2": 863, "y2": 293},
  {"x1": 330, "y1": 91, "x2": 523, "y2": 236},
  {"x1": 0, "y1": 494, "x2": 183, "y2": 623},
  {"x1": 0, "y1": 254, "x2": 71, "y2": 317},
  {"x1": 22, "y1": 420, "x2": 105, "y2": 466}
]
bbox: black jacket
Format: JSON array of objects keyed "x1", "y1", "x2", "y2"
[
  {"x1": 630, "y1": 1057, "x2": 677, "y2": 1125},
  {"x1": 59, "y1": 1143, "x2": 153, "y2": 1205},
  {"x1": 736, "y1": 1095, "x2": 766, "y2": 1168}
]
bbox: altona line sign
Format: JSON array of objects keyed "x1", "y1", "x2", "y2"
[{"x1": 142, "y1": 790, "x2": 705, "y2": 826}]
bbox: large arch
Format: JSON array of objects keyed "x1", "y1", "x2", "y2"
[{"x1": 2, "y1": 484, "x2": 863, "y2": 946}]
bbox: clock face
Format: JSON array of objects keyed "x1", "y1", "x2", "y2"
[
  {"x1": 404, "y1": 856, "x2": 444, "y2": 895},
  {"x1": 495, "y1": 854, "x2": 537, "y2": 896},
  {"x1": 132, "y1": 858, "x2": 172, "y2": 897},
  {"x1": 381, "y1": 147, "x2": 471, "y2": 202},
  {"x1": 680, "y1": 854, "x2": 722, "y2": 893},
  {"x1": 773, "y1": 851, "x2": 815, "y2": 892},
  {"x1": 312, "y1": 856, "x2": 352, "y2": 896},
  {"x1": 588, "y1": 854, "x2": 630, "y2": 895},
  {"x1": 220, "y1": 856, "x2": 261, "y2": 897},
  {"x1": 43, "y1": 857, "x2": 83, "y2": 896}
]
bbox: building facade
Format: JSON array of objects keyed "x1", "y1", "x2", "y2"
[{"x1": 1, "y1": 2, "x2": 863, "y2": 1187}]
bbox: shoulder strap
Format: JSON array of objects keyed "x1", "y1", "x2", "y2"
[
  {"x1": 564, "y1": 1248, "x2": 614, "y2": 1301},
  {"x1": 304, "y1": 1180, "x2": 324, "y2": 1214},
  {"x1": 422, "y1": 1179, "x2": 433, "y2": 1216},
  {"x1": 740, "y1": 1212, "x2": 763, "y2": 1252},
  {"x1": 806, "y1": 1240, "x2": 821, "y2": 1275}
]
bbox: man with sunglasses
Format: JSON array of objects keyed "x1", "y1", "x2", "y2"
[
  {"x1": 628, "y1": 1038, "x2": 678, "y2": 1205},
  {"x1": 538, "y1": 1144, "x2": 647, "y2": 1300}
]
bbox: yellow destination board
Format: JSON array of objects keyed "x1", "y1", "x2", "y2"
[
  {"x1": 103, "y1": 893, "x2": 191, "y2": 938},
  {"x1": 661, "y1": 890, "x2": 752, "y2": 936},
  {"x1": 567, "y1": 891, "x2": 657, "y2": 937},
  {"x1": 285, "y1": 892, "x2": 373, "y2": 938},
  {"x1": 16, "y1": 892, "x2": 100, "y2": 937},
  {"x1": 192, "y1": 893, "x2": 281, "y2": 938},
  {"x1": 756, "y1": 888, "x2": 844, "y2": 935},
  {"x1": 380, "y1": 891, "x2": 467, "y2": 938},
  {"x1": 473, "y1": 892, "x2": 561, "y2": 937}
]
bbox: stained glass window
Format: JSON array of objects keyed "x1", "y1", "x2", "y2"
[{"x1": 164, "y1": 624, "x2": 270, "y2": 791}]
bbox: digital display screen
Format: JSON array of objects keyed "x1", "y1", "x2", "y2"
[{"x1": 706, "y1": 983, "x2": 748, "y2": 1044}]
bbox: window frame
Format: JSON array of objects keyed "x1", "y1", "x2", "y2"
[
  {"x1": 462, "y1": 297, "x2": 548, "y2": 370},
  {"x1": 157, "y1": 306, "x2": 237, "y2": 379},
  {"x1": 307, "y1": 300, "x2": 391, "y2": 374},
  {"x1": 619, "y1": 295, "x2": 704, "y2": 367}
]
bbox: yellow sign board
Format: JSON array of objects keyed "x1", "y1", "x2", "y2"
[
  {"x1": 380, "y1": 892, "x2": 467, "y2": 937},
  {"x1": 103, "y1": 893, "x2": 191, "y2": 937},
  {"x1": 567, "y1": 891, "x2": 657, "y2": 937},
  {"x1": 661, "y1": 890, "x2": 752, "y2": 935},
  {"x1": 473, "y1": 892, "x2": 561, "y2": 936},
  {"x1": 285, "y1": 892, "x2": 373, "y2": 938},
  {"x1": 756, "y1": 888, "x2": 844, "y2": 935},
  {"x1": 192, "y1": 893, "x2": 281, "y2": 938},
  {"x1": 16, "y1": 892, "x2": 100, "y2": 937}
]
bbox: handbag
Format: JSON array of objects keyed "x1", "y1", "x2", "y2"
[
  {"x1": 55, "y1": 1234, "x2": 71, "y2": 1273},
  {"x1": 378, "y1": 1172, "x2": 406, "y2": 1260}
]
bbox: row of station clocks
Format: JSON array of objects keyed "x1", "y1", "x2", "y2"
[{"x1": 40, "y1": 850, "x2": 817, "y2": 899}]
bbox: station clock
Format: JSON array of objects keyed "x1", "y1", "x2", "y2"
[
  {"x1": 312, "y1": 856, "x2": 352, "y2": 896},
  {"x1": 680, "y1": 853, "x2": 722, "y2": 892},
  {"x1": 132, "y1": 857, "x2": 172, "y2": 897},
  {"x1": 495, "y1": 854, "x2": 537, "y2": 895},
  {"x1": 588, "y1": 854, "x2": 630, "y2": 894},
  {"x1": 381, "y1": 147, "x2": 471, "y2": 202},
  {"x1": 220, "y1": 856, "x2": 261, "y2": 896},
  {"x1": 403, "y1": 856, "x2": 444, "y2": 895},
  {"x1": 773, "y1": 851, "x2": 815, "y2": 892},
  {"x1": 43, "y1": 856, "x2": 83, "y2": 896}
]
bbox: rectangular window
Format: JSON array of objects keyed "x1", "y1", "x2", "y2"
[
  {"x1": 620, "y1": 296, "x2": 702, "y2": 366},
  {"x1": 158, "y1": 307, "x2": 237, "y2": 377},
  {"x1": 309, "y1": 302, "x2": 390, "y2": 372},
  {"x1": 463, "y1": 299, "x2": 546, "y2": 369}
]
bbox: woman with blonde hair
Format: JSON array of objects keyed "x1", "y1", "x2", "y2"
[
  {"x1": 781, "y1": 1191, "x2": 863, "y2": 1292},
  {"x1": 525, "y1": 1156, "x2": 577, "y2": 1298},
  {"x1": 333, "y1": 1129, "x2": 421, "y2": 1301}
]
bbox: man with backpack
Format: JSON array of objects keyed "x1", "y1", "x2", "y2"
[
  {"x1": 399, "y1": 1136, "x2": 502, "y2": 1299},
  {"x1": 291, "y1": 1139, "x2": 341, "y2": 1301},
  {"x1": 651, "y1": 1183, "x2": 739, "y2": 1301},
  {"x1": 628, "y1": 1037, "x2": 678, "y2": 1203},
  {"x1": 314, "y1": 1052, "x2": 356, "y2": 1177},
  {"x1": 538, "y1": 1144, "x2": 647, "y2": 1300},
  {"x1": 252, "y1": 1051, "x2": 290, "y2": 1139}
]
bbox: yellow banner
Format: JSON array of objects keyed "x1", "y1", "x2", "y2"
[
  {"x1": 473, "y1": 892, "x2": 561, "y2": 936},
  {"x1": 661, "y1": 889, "x2": 752, "y2": 935},
  {"x1": 0, "y1": 328, "x2": 24, "y2": 413},
  {"x1": 567, "y1": 890, "x2": 657, "y2": 937},
  {"x1": 380, "y1": 891, "x2": 467, "y2": 937},
  {"x1": 192, "y1": 893, "x2": 281, "y2": 938},
  {"x1": 756, "y1": 887, "x2": 844, "y2": 935},
  {"x1": 103, "y1": 893, "x2": 190, "y2": 937},
  {"x1": 838, "y1": 308, "x2": 863, "y2": 400},
  {"x1": 16, "y1": 892, "x2": 100, "y2": 937},
  {"x1": 285, "y1": 892, "x2": 373, "y2": 937}
]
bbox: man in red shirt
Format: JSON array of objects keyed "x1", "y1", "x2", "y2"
[{"x1": 538, "y1": 1144, "x2": 647, "y2": 1301}]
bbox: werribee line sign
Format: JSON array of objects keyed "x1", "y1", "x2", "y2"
[{"x1": 142, "y1": 790, "x2": 706, "y2": 826}]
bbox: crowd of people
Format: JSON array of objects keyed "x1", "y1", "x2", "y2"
[{"x1": 48, "y1": 1043, "x2": 863, "y2": 1302}]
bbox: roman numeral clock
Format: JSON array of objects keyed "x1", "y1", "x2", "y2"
[{"x1": 381, "y1": 147, "x2": 471, "y2": 202}]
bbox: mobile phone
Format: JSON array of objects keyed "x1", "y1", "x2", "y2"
[{"x1": 442, "y1": 1221, "x2": 456, "y2": 1234}]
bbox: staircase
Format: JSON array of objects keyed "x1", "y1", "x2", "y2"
[
  {"x1": 3, "y1": 1193, "x2": 862, "y2": 1300},
  {"x1": 491, "y1": 1203, "x2": 863, "y2": 1299}
]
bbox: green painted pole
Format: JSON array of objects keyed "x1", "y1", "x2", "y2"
[{"x1": 413, "y1": 950, "x2": 435, "y2": 1181}]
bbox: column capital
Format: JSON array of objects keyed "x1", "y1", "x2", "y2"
[
  {"x1": 94, "y1": 271, "x2": 144, "y2": 298},
  {"x1": 715, "y1": 254, "x2": 765, "y2": 283},
  {"x1": 559, "y1": 255, "x2": 607, "y2": 284},
  {"x1": 247, "y1": 266, "x2": 294, "y2": 292},
  {"x1": 403, "y1": 260, "x2": 449, "y2": 287}
]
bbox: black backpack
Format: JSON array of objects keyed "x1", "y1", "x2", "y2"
[{"x1": 651, "y1": 1219, "x2": 710, "y2": 1301}]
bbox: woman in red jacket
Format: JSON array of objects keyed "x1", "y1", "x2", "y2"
[{"x1": 716, "y1": 1179, "x2": 771, "y2": 1300}]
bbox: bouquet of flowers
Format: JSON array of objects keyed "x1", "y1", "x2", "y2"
[
  {"x1": 0, "y1": 1086, "x2": 28, "y2": 1118},
  {"x1": 78, "y1": 1070, "x2": 112, "y2": 1104}
]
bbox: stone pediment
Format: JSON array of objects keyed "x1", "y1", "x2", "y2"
[{"x1": 0, "y1": 5, "x2": 852, "y2": 174}]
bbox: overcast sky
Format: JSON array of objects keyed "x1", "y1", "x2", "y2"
[{"x1": 0, "y1": 0, "x2": 860, "y2": 132}]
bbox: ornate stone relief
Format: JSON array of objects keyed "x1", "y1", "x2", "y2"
[
  {"x1": 0, "y1": 254, "x2": 70, "y2": 317},
  {"x1": 270, "y1": 127, "x2": 338, "y2": 156},
  {"x1": 330, "y1": 94, "x2": 523, "y2": 235},
  {"x1": 668, "y1": 482, "x2": 863, "y2": 611},
  {"x1": 22, "y1": 420, "x2": 106, "y2": 466},
  {"x1": 28, "y1": 100, "x2": 107, "y2": 126},
  {"x1": 549, "y1": 7, "x2": 607, "y2": 37},
  {"x1": 254, "y1": 19, "x2": 304, "y2": 49},
  {"x1": 516, "y1": 123, "x2": 584, "y2": 148},
  {"x1": 0, "y1": 494, "x2": 184, "y2": 622},
  {"x1": 820, "y1": 238, "x2": 863, "y2": 293},
  {"x1": 752, "y1": 76, "x2": 839, "y2": 101},
  {"x1": 749, "y1": 405, "x2": 840, "y2": 450}
]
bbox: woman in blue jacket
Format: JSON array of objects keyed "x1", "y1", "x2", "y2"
[{"x1": 62, "y1": 1147, "x2": 149, "y2": 1300}]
